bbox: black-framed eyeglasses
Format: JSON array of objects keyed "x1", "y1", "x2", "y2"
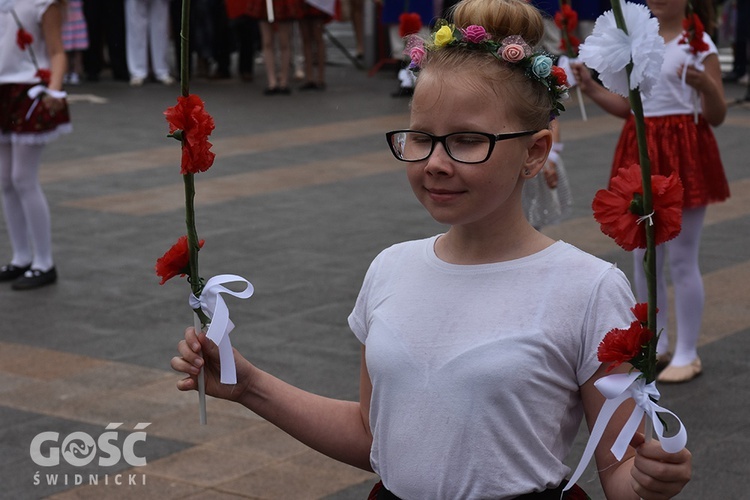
[{"x1": 385, "y1": 129, "x2": 538, "y2": 164}]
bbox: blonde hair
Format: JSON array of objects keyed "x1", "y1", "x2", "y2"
[{"x1": 419, "y1": 0, "x2": 555, "y2": 129}]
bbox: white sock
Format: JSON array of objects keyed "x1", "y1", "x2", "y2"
[{"x1": 0, "y1": 142, "x2": 53, "y2": 271}]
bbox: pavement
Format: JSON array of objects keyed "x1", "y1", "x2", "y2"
[{"x1": 1, "y1": 21, "x2": 749, "y2": 500}]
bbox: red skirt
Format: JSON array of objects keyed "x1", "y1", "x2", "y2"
[
  {"x1": 246, "y1": 0, "x2": 303, "y2": 21},
  {"x1": 0, "y1": 83, "x2": 71, "y2": 135},
  {"x1": 611, "y1": 114, "x2": 730, "y2": 209}
]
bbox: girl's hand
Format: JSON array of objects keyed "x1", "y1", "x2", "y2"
[
  {"x1": 570, "y1": 62, "x2": 595, "y2": 93},
  {"x1": 171, "y1": 326, "x2": 251, "y2": 402},
  {"x1": 629, "y1": 432, "x2": 692, "y2": 499},
  {"x1": 680, "y1": 64, "x2": 711, "y2": 93},
  {"x1": 42, "y1": 95, "x2": 64, "y2": 115}
]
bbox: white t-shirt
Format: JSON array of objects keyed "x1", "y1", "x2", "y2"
[
  {"x1": 0, "y1": 0, "x2": 56, "y2": 84},
  {"x1": 348, "y1": 236, "x2": 635, "y2": 499},
  {"x1": 643, "y1": 32, "x2": 718, "y2": 117}
]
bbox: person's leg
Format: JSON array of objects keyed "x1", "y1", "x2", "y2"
[
  {"x1": 149, "y1": 0, "x2": 174, "y2": 81},
  {"x1": 312, "y1": 18, "x2": 325, "y2": 86},
  {"x1": 107, "y1": 0, "x2": 130, "y2": 81},
  {"x1": 349, "y1": 0, "x2": 364, "y2": 57},
  {"x1": 298, "y1": 18, "x2": 315, "y2": 84},
  {"x1": 260, "y1": 21, "x2": 278, "y2": 89},
  {"x1": 125, "y1": 0, "x2": 149, "y2": 81},
  {"x1": 8, "y1": 143, "x2": 54, "y2": 271},
  {"x1": 632, "y1": 245, "x2": 669, "y2": 355},
  {"x1": 276, "y1": 21, "x2": 293, "y2": 90},
  {"x1": 234, "y1": 16, "x2": 256, "y2": 80},
  {"x1": 211, "y1": 0, "x2": 232, "y2": 78},
  {"x1": 0, "y1": 143, "x2": 33, "y2": 268},
  {"x1": 734, "y1": 0, "x2": 748, "y2": 77},
  {"x1": 666, "y1": 206, "x2": 707, "y2": 367}
]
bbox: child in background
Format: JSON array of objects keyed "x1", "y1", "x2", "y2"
[
  {"x1": 62, "y1": 0, "x2": 88, "y2": 85},
  {"x1": 1, "y1": 0, "x2": 71, "y2": 290},
  {"x1": 173, "y1": 0, "x2": 692, "y2": 497},
  {"x1": 572, "y1": 0, "x2": 729, "y2": 383}
]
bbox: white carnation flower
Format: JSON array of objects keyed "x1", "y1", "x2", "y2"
[
  {"x1": 0, "y1": 0, "x2": 18, "y2": 13},
  {"x1": 579, "y1": 2, "x2": 664, "y2": 97}
]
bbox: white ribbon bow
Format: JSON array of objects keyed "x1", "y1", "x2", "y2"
[
  {"x1": 188, "y1": 274, "x2": 254, "y2": 384},
  {"x1": 564, "y1": 371, "x2": 688, "y2": 492},
  {"x1": 25, "y1": 85, "x2": 67, "y2": 121}
]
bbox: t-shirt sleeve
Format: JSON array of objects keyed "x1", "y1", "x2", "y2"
[
  {"x1": 35, "y1": 0, "x2": 58, "y2": 22},
  {"x1": 577, "y1": 264, "x2": 636, "y2": 385},
  {"x1": 347, "y1": 252, "x2": 384, "y2": 345}
]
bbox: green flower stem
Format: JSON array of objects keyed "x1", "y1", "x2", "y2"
[
  {"x1": 176, "y1": 0, "x2": 208, "y2": 326},
  {"x1": 609, "y1": 0, "x2": 658, "y2": 385},
  {"x1": 178, "y1": 0, "x2": 208, "y2": 425}
]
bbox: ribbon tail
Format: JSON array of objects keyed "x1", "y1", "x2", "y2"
[
  {"x1": 217, "y1": 334, "x2": 236, "y2": 384},
  {"x1": 649, "y1": 405, "x2": 688, "y2": 453},
  {"x1": 563, "y1": 392, "x2": 629, "y2": 491},
  {"x1": 611, "y1": 405, "x2": 644, "y2": 460}
]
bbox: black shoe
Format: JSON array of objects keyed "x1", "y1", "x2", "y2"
[
  {"x1": 0, "y1": 263, "x2": 31, "y2": 282},
  {"x1": 300, "y1": 81, "x2": 318, "y2": 90},
  {"x1": 277, "y1": 87, "x2": 291, "y2": 95},
  {"x1": 263, "y1": 86, "x2": 278, "y2": 95},
  {"x1": 12, "y1": 267, "x2": 57, "y2": 290}
]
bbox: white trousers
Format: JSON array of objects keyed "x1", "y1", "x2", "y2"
[{"x1": 125, "y1": 0, "x2": 172, "y2": 80}]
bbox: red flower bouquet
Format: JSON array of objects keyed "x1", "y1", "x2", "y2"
[
  {"x1": 680, "y1": 13, "x2": 709, "y2": 55},
  {"x1": 592, "y1": 163, "x2": 683, "y2": 251}
]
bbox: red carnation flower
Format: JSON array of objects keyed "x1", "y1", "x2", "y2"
[
  {"x1": 630, "y1": 302, "x2": 652, "y2": 325},
  {"x1": 558, "y1": 34, "x2": 580, "y2": 54},
  {"x1": 680, "y1": 13, "x2": 709, "y2": 54},
  {"x1": 17, "y1": 28, "x2": 34, "y2": 50},
  {"x1": 598, "y1": 321, "x2": 654, "y2": 372},
  {"x1": 164, "y1": 94, "x2": 216, "y2": 174},
  {"x1": 36, "y1": 68, "x2": 51, "y2": 84},
  {"x1": 399, "y1": 12, "x2": 422, "y2": 38},
  {"x1": 155, "y1": 235, "x2": 205, "y2": 284},
  {"x1": 554, "y1": 4, "x2": 578, "y2": 32},
  {"x1": 551, "y1": 66, "x2": 569, "y2": 87},
  {"x1": 592, "y1": 163, "x2": 683, "y2": 251}
]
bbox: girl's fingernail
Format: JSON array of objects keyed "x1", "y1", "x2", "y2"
[{"x1": 193, "y1": 358, "x2": 203, "y2": 368}]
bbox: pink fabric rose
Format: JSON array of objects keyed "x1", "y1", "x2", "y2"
[
  {"x1": 410, "y1": 46, "x2": 426, "y2": 67},
  {"x1": 462, "y1": 25, "x2": 489, "y2": 43},
  {"x1": 501, "y1": 44, "x2": 526, "y2": 62}
]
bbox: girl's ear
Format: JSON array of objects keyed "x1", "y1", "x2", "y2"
[{"x1": 521, "y1": 129, "x2": 553, "y2": 179}]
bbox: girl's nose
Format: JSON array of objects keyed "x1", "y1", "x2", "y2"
[{"x1": 424, "y1": 142, "x2": 454, "y2": 175}]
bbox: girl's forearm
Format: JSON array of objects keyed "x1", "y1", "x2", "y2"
[{"x1": 236, "y1": 367, "x2": 374, "y2": 471}]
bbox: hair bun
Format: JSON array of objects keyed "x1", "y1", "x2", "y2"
[{"x1": 451, "y1": 0, "x2": 545, "y2": 47}]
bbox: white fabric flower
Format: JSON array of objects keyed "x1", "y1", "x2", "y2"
[
  {"x1": 0, "y1": 0, "x2": 18, "y2": 13},
  {"x1": 579, "y1": 2, "x2": 664, "y2": 97}
]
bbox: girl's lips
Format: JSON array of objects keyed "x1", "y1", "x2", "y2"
[{"x1": 425, "y1": 187, "x2": 465, "y2": 202}]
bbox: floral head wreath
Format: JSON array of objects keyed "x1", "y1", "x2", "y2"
[{"x1": 405, "y1": 20, "x2": 570, "y2": 117}]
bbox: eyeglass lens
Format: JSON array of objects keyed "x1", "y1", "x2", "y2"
[{"x1": 390, "y1": 131, "x2": 492, "y2": 163}]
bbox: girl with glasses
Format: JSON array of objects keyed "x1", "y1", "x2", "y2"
[{"x1": 172, "y1": 0, "x2": 691, "y2": 497}]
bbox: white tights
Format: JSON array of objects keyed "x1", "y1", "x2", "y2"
[
  {"x1": 0, "y1": 141, "x2": 54, "y2": 271},
  {"x1": 632, "y1": 206, "x2": 706, "y2": 367}
]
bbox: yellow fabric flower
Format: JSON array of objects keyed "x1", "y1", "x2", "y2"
[{"x1": 433, "y1": 25, "x2": 455, "y2": 47}]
